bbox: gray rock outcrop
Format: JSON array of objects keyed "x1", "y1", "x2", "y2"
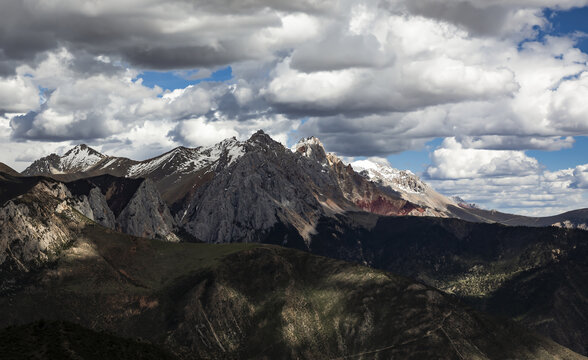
[
  {"x1": 0, "y1": 180, "x2": 80, "y2": 272},
  {"x1": 117, "y1": 180, "x2": 178, "y2": 242},
  {"x1": 70, "y1": 187, "x2": 116, "y2": 229}
]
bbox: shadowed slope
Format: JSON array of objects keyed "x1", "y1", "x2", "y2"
[
  {"x1": 0, "y1": 223, "x2": 584, "y2": 360},
  {"x1": 307, "y1": 212, "x2": 588, "y2": 354},
  {"x1": 0, "y1": 164, "x2": 19, "y2": 177},
  {"x1": 0, "y1": 321, "x2": 178, "y2": 360}
]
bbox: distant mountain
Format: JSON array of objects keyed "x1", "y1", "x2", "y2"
[
  {"x1": 351, "y1": 158, "x2": 459, "y2": 215},
  {"x1": 21, "y1": 138, "x2": 247, "y2": 208},
  {"x1": 22, "y1": 132, "x2": 588, "y2": 236},
  {"x1": 22, "y1": 144, "x2": 106, "y2": 177},
  {"x1": 456, "y1": 206, "x2": 588, "y2": 230},
  {"x1": 0, "y1": 222, "x2": 583, "y2": 359},
  {"x1": 21, "y1": 132, "x2": 436, "y2": 243}
]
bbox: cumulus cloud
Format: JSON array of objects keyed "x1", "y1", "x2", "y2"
[
  {"x1": 425, "y1": 138, "x2": 541, "y2": 179},
  {"x1": 264, "y1": 13, "x2": 522, "y2": 117},
  {"x1": 0, "y1": 0, "x2": 326, "y2": 76},
  {"x1": 570, "y1": 164, "x2": 588, "y2": 188},
  {"x1": 10, "y1": 71, "x2": 160, "y2": 140},
  {"x1": 0, "y1": 75, "x2": 39, "y2": 113},
  {"x1": 549, "y1": 71, "x2": 588, "y2": 133},
  {"x1": 3, "y1": 0, "x2": 588, "y2": 154},
  {"x1": 428, "y1": 165, "x2": 588, "y2": 216},
  {"x1": 452, "y1": 135, "x2": 575, "y2": 151},
  {"x1": 423, "y1": 138, "x2": 588, "y2": 215},
  {"x1": 171, "y1": 117, "x2": 240, "y2": 147},
  {"x1": 2, "y1": 0, "x2": 588, "y2": 214}
]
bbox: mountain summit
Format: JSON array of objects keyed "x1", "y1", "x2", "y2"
[
  {"x1": 4, "y1": 131, "x2": 588, "y2": 355},
  {"x1": 19, "y1": 131, "x2": 588, "y2": 238},
  {"x1": 23, "y1": 144, "x2": 105, "y2": 176}
]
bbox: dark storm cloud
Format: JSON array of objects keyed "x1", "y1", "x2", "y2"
[
  {"x1": 290, "y1": 29, "x2": 392, "y2": 73},
  {"x1": 10, "y1": 108, "x2": 115, "y2": 141},
  {"x1": 122, "y1": 45, "x2": 249, "y2": 70},
  {"x1": 184, "y1": 0, "x2": 338, "y2": 14},
  {"x1": 0, "y1": 0, "x2": 288, "y2": 74},
  {"x1": 401, "y1": 1, "x2": 512, "y2": 36}
]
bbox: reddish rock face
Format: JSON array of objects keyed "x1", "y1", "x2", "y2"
[{"x1": 355, "y1": 196, "x2": 424, "y2": 216}]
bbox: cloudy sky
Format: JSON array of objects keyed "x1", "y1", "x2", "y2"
[{"x1": 1, "y1": 0, "x2": 588, "y2": 216}]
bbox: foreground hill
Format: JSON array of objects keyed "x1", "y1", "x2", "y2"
[
  {"x1": 3, "y1": 150, "x2": 588, "y2": 357},
  {"x1": 0, "y1": 171, "x2": 177, "y2": 257},
  {"x1": 0, "y1": 321, "x2": 178, "y2": 360},
  {"x1": 0, "y1": 221, "x2": 584, "y2": 359},
  {"x1": 307, "y1": 212, "x2": 588, "y2": 354}
]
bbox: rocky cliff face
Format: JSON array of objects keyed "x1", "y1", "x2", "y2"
[
  {"x1": 292, "y1": 136, "x2": 443, "y2": 217},
  {"x1": 181, "y1": 131, "x2": 339, "y2": 245},
  {"x1": 18, "y1": 132, "x2": 588, "y2": 239},
  {"x1": 117, "y1": 180, "x2": 178, "y2": 242},
  {"x1": 178, "y1": 132, "x2": 454, "y2": 244},
  {"x1": 0, "y1": 172, "x2": 178, "y2": 278},
  {"x1": 70, "y1": 186, "x2": 116, "y2": 229},
  {"x1": 66, "y1": 175, "x2": 178, "y2": 242},
  {"x1": 0, "y1": 179, "x2": 83, "y2": 273}
]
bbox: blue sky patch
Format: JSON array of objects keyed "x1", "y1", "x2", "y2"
[{"x1": 139, "y1": 66, "x2": 233, "y2": 91}]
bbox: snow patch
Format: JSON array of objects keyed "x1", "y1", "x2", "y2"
[
  {"x1": 60, "y1": 145, "x2": 105, "y2": 172},
  {"x1": 127, "y1": 138, "x2": 246, "y2": 177},
  {"x1": 351, "y1": 159, "x2": 426, "y2": 194}
]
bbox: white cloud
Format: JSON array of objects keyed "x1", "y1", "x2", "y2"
[
  {"x1": 453, "y1": 135, "x2": 575, "y2": 151},
  {"x1": 571, "y1": 164, "x2": 588, "y2": 188},
  {"x1": 0, "y1": 76, "x2": 39, "y2": 113},
  {"x1": 423, "y1": 137, "x2": 588, "y2": 216},
  {"x1": 425, "y1": 138, "x2": 541, "y2": 179},
  {"x1": 1, "y1": 0, "x2": 588, "y2": 214},
  {"x1": 174, "y1": 117, "x2": 240, "y2": 147},
  {"x1": 549, "y1": 72, "x2": 588, "y2": 133}
]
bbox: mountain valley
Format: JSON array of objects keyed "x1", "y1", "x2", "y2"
[
  {"x1": 1, "y1": 131, "x2": 588, "y2": 358},
  {"x1": 0, "y1": 218, "x2": 584, "y2": 359}
]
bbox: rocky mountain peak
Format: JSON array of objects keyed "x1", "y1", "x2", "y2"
[
  {"x1": 352, "y1": 159, "x2": 427, "y2": 194},
  {"x1": 213, "y1": 136, "x2": 241, "y2": 151},
  {"x1": 292, "y1": 136, "x2": 328, "y2": 164},
  {"x1": 450, "y1": 196, "x2": 480, "y2": 209},
  {"x1": 60, "y1": 144, "x2": 105, "y2": 172},
  {"x1": 64, "y1": 144, "x2": 100, "y2": 155},
  {"x1": 22, "y1": 153, "x2": 62, "y2": 176},
  {"x1": 243, "y1": 130, "x2": 288, "y2": 157},
  {"x1": 246, "y1": 129, "x2": 275, "y2": 147},
  {"x1": 23, "y1": 144, "x2": 105, "y2": 176}
]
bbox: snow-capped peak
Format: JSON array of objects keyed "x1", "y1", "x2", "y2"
[
  {"x1": 292, "y1": 136, "x2": 328, "y2": 163},
  {"x1": 126, "y1": 138, "x2": 246, "y2": 178},
  {"x1": 292, "y1": 136, "x2": 323, "y2": 151},
  {"x1": 59, "y1": 144, "x2": 105, "y2": 173},
  {"x1": 351, "y1": 159, "x2": 426, "y2": 194}
]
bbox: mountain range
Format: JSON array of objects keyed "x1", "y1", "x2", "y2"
[
  {"x1": 18, "y1": 131, "x2": 588, "y2": 237},
  {"x1": 1, "y1": 130, "x2": 587, "y2": 358},
  {"x1": 0, "y1": 206, "x2": 583, "y2": 359}
]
